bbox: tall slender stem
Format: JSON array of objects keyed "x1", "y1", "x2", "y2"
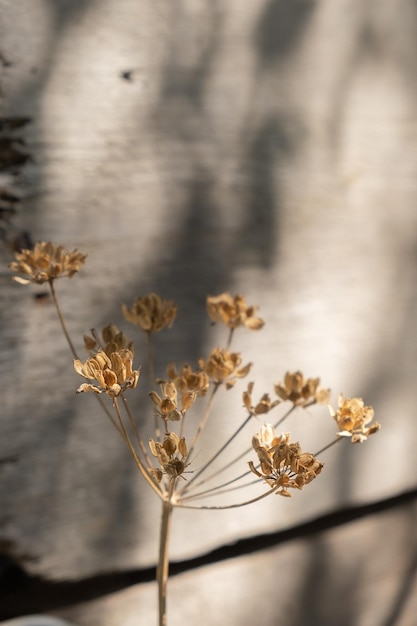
[
  {"x1": 314, "y1": 436, "x2": 343, "y2": 456},
  {"x1": 49, "y1": 279, "x2": 78, "y2": 359},
  {"x1": 147, "y1": 331, "x2": 162, "y2": 441},
  {"x1": 185, "y1": 383, "x2": 219, "y2": 465},
  {"x1": 157, "y1": 482, "x2": 175, "y2": 626},
  {"x1": 49, "y1": 279, "x2": 121, "y2": 432},
  {"x1": 113, "y1": 398, "x2": 164, "y2": 499}
]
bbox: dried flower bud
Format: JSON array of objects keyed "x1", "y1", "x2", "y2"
[
  {"x1": 199, "y1": 348, "x2": 252, "y2": 388},
  {"x1": 331, "y1": 395, "x2": 380, "y2": 443},
  {"x1": 243, "y1": 383, "x2": 280, "y2": 416},
  {"x1": 74, "y1": 349, "x2": 139, "y2": 398},
  {"x1": 249, "y1": 424, "x2": 323, "y2": 496},
  {"x1": 149, "y1": 433, "x2": 189, "y2": 480},
  {"x1": 122, "y1": 293, "x2": 177, "y2": 333},
  {"x1": 275, "y1": 371, "x2": 330, "y2": 407},
  {"x1": 206, "y1": 293, "x2": 264, "y2": 330}
]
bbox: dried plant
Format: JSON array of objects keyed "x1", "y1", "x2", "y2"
[{"x1": 8, "y1": 242, "x2": 381, "y2": 626}]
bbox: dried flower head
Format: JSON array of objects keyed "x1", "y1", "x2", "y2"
[
  {"x1": 9, "y1": 241, "x2": 86, "y2": 284},
  {"x1": 331, "y1": 395, "x2": 380, "y2": 443},
  {"x1": 74, "y1": 349, "x2": 139, "y2": 397},
  {"x1": 164, "y1": 362, "x2": 210, "y2": 397},
  {"x1": 149, "y1": 382, "x2": 183, "y2": 421},
  {"x1": 199, "y1": 348, "x2": 252, "y2": 389},
  {"x1": 122, "y1": 293, "x2": 177, "y2": 333},
  {"x1": 84, "y1": 325, "x2": 134, "y2": 357},
  {"x1": 243, "y1": 382, "x2": 281, "y2": 416},
  {"x1": 249, "y1": 424, "x2": 323, "y2": 497},
  {"x1": 206, "y1": 292, "x2": 264, "y2": 330},
  {"x1": 274, "y1": 371, "x2": 330, "y2": 407},
  {"x1": 149, "y1": 432, "x2": 189, "y2": 481}
]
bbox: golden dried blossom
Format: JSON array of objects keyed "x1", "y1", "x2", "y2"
[
  {"x1": 9, "y1": 241, "x2": 86, "y2": 285},
  {"x1": 243, "y1": 382, "x2": 280, "y2": 416},
  {"x1": 199, "y1": 348, "x2": 252, "y2": 389},
  {"x1": 331, "y1": 395, "x2": 380, "y2": 443},
  {"x1": 122, "y1": 293, "x2": 177, "y2": 333},
  {"x1": 84, "y1": 325, "x2": 134, "y2": 357},
  {"x1": 149, "y1": 381, "x2": 188, "y2": 421},
  {"x1": 163, "y1": 362, "x2": 210, "y2": 396},
  {"x1": 249, "y1": 424, "x2": 323, "y2": 497},
  {"x1": 74, "y1": 349, "x2": 139, "y2": 397},
  {"x1": 149, "y1": 432, "x2": 189, "y2": 481},
  {"x1": 206, "y1": 292, "x2": 264, "y2": 330},
  {"x1": 274, "y1": 371, "x2": 330, "y2": 407}
]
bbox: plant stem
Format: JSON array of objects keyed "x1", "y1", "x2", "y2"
[
  {"x1": 147, "y1": 331, "x2": 162, "y2": 441},
  {"x1": 157, "y1": 483, "x2": 175, "y2": 626},
  {"x1": 49, "y1": 279, "x2": 121, "y2": 432},
  {"x1": 49, "y1": 279, "x2": 78, "y2": 359},
  {"x1": 113, "y1": 397, "x2": 164, "y2": 499},
  {"x1": 184, "y1": 382, "x2": 219, "y2": 468},
  {"x1": 315, "y1": 436, "x2": 343, "y2": 456}
]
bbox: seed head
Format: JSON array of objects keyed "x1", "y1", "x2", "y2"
[
  {"x1": 9, "y1": 241, "x2": 86, "y2": 284},
  {"x1": 74, "y1": 349, "x2": 139, "y2": 398},
  {"x1": 206, "y1": 292, "x2": 264, "y2": 330},
  {"x1": 122, "y1": 293, "x2": 177, "y2": 333},
  {"x1": 330, "y1": 395, "x2": 380, "y2": 443}
]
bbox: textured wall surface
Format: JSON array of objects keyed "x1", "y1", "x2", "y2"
[{"x1": 1, "y1": 0, "x2": 417, "y2": 624}]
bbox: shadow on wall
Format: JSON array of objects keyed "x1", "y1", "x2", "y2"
[
  {"x1": 3, "y1": 1, "x2": 417, "y2": 625},
  {"x1": 254, "y1": 0, "x2": 315, "y2": 62}
]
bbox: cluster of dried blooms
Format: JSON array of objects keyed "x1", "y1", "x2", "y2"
[
  {"x1": 8, "y1": 241, "x2": 382, "y2": 626},
  {"x1": 249, "y1": 425, "x2": 323, "y2": 497},
  {"x1": 8, "y1": 243, "x2": 381, "y2": 505},
  {"x1": 9, "y1": 241, "x2": 86, "y2": 284},
  {"x1": 74, "y1": 349, "x2": 140, "y2": 398}
]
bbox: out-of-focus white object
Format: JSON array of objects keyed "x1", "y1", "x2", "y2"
[{"x1": 0, "y1": 617, "x2": 78, "y2": 626}]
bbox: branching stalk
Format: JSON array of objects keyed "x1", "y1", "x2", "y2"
[
  {"x1": 113, "y1": 397, "x2": 164, "y2": 499},
  {"x1": 48, "y1": 279, "x2": 121, "y2": 432},
  {"x1": 185, "y1": 382, "x2": 220, "y2": 462},
  {"x1": 157, "y1": 482, "x2": 175, "y2": 626}
]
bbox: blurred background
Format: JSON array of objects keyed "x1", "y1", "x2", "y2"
[{"x1": 1, "y1": 1, "x2": 417, "y2": 624}]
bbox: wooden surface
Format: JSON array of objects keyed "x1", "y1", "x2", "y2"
[
  {"x1": 1, "y1": 0, "x2": 417, "y2": 623},
  {"x1": 51, "y1": 497, "x2": 417, "y2": 626}
]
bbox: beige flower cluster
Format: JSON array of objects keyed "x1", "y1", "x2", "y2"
[
  {"x1": 8, "y1": 241, "x2": 381, "y2": 506},
  {"x1": 74, "y1": 349, "x2": 139, "y2": 398},
  {"x1": 275, "y1": 371, "x2": 330, "y2": 407},
  {"x1": 206, "y1": 292, "x2": 264, "y2": 330},
  {"x1": 331, "y1": 395, "x2": 380, "y2": 443},
  {"x1": 9, "y1": 241, "x2": 86, "y2": 284},
  {"x1": 84, "y1": 324, "x2": 134, "y2": 357},
  {"x1": 122, "y1": 293, "x2": 177, "y2": 333},
  {"x1": 149, "y1": 432, "x2": 189, "y2": 482},
  {"x1": 199, "y1": 348, "x2": 252, "y2": 388},
  {"x1": 249, "y1": 424, "x2": 323, "y2": 497}
]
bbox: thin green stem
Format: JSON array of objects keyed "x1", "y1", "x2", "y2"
[{"x1": 157, "y1": 481, "x2": 175, "y2": 626}]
